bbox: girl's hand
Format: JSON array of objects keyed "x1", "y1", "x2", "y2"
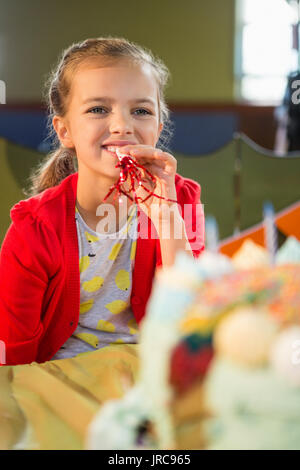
[{"x1": 118, "y1": 144, "x2": 179, "y2": 223}]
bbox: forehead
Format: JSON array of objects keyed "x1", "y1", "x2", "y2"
[{"x1": 69, "y1": 61, "x2": 158, "y2": 106}]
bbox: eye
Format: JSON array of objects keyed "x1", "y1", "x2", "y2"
[
  {"x1": 133, "y1": 108, "x2": 152, "y2": 116},
  {"x1": 88, "y1": 107, "x2": 108, "y2": 114}
]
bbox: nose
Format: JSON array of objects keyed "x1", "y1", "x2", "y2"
[{"x1": 109, "y1": 109, "x2": 133, "y2": 135}]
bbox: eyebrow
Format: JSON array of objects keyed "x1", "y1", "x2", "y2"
[{"x1": 82, "y1": 97, "x2": 156, "y2": 106}]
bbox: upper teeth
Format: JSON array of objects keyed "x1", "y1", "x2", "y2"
[{"x1": 105, "y1": 146, "x2": 118, "y2": 153}]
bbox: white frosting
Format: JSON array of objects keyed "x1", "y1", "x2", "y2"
[
  {"x1": 85, "y1": 385, "x2": 153, "y2": 450},
  {"x1": 232, "y1": 239, "x2": 270, "y2": 270},
  {"x1": 195, "y1": 250, "x2": 234, "y2": 280},
  {"x1": 138, "y1": 251, "x2": 204, "y2": 448},
  {"x1": 276, "y1": 236, "x2": 300, "y2": 265}
]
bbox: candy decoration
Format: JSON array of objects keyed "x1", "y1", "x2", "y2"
[
  {"x1": 103, "y1": 149, "x2": 177, "y2": 205},
  {"x1": 213, "y1": 306, "x2": 279, "y2": 368},
  {"x1": 270, "y1": 325, "x2": 300, "y2": 387},
  {"x1": 184, "y1": 332, "x2": 212, "y2": 352},
  {"x1": 169, "y1": 334, "x2": 214, "y2": 394}
]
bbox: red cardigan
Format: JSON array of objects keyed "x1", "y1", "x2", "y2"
[{"x1": 0, "y1": 172, "x2": 204, "y2": 365}]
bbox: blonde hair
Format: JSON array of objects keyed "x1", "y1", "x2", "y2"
[{"x1": 25, "y1": 37, "x2": 172, "y2": 197}]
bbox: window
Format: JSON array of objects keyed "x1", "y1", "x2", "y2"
[{"x1": 235, "y1": 0, "x2": 299, "y2": 102}]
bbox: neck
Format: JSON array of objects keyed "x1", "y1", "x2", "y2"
[{"x1": 76, "y1": 167, "x2": 134, "y2": 233}]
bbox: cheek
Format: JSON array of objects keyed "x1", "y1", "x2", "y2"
[
  {"x1": 74, "y1": 120, "x2": 103, "y2": 145},
  {"x1": 139, "y1": 121, "x2": 160, "y2": 143}
]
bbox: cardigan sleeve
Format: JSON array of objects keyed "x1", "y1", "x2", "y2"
[
  {"x1": 0, "y1": 208, "x2": 61, "y2": 365},
  {"x1": 177, "y1": 176, "x2": 205, "y2": 259},
  {"x1": 155, "y1": 175, "x2": 205, "y2": 267}
]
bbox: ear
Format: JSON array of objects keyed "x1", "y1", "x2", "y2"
[
  {"x1": 52, "y1": 115, "x2": 74, "y2": 149},
  {"x1": 157, "y1": 122, "x2": 163, "y2": 142}
]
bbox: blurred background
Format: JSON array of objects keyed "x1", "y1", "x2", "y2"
[{"x1": 0, "y1": 0, "x2": 299, "y2": 243}]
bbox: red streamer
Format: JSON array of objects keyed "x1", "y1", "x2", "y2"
[{"x1": 103, "y1": 153, "x2": 177, "y2": 204}]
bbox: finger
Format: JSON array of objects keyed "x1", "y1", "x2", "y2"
[
  {"x1": 138, "y1": 154, "x2": 172, "y2": 172},
  {"x1": 121, "y1": 145, "x2": 173, "y2": 163},
  {"x1": 118, "y1": 145, "x2": 175, "y2": 178},
  {"x1": 119, "y1": 144, "x2": 152, "y2": 155},
  {"x1": 137, "y1": 158, "x2": 165, "y2": 170},
  {"x1": 139, "y1": 150, "x2": 177, "y2": 172},
  {"x1": 131, "y1": 147, "x2": 166, "y2": 161}
]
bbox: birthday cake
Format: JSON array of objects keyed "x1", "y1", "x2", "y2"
[{"x1": 86, "y1": 235, "x2": 300, "y2": 450}]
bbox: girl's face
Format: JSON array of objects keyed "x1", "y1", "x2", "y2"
[{"x1": 53, "y1": 60, "x2": 163, "y2": 181}]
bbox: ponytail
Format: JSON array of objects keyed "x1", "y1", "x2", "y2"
[{"x1": 24, "y1": 147, "x2": 77, "y2": 197}]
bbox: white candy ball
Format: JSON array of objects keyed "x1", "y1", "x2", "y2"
[
  {"x1": 214, "y1": 306, "x2": 279, "y2": 367},
  {"x1": 270, "y1": 326, "x2": 300, "y2": 387}
]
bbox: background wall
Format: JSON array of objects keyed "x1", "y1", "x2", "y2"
[
  {"x1": 0, "y1": 0, "x2": 235, "y2": 103},
  {"x1": 0, "y1": 0, "x2": 277, "y2": 152}
]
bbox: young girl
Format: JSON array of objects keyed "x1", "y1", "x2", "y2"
[{"x1": 0, "y1": 37, "x2": 205, "y2": 365}]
